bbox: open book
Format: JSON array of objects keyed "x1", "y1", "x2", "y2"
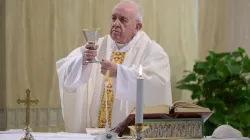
[
  {"x1": 130, "y1": 101, "x2": 212, "y2": 120},
  {"x1": 170, "y1": 101, "x2": 212, "y2": 121},
  {"x1": 110, "y1": 101, "x2": 213, "y2": 136}
]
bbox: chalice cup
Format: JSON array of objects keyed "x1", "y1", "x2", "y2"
[{"x1": 82, "y1": 28, "x2": 100, "y2": 63}]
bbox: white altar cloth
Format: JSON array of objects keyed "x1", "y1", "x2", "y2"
[
  {"x1": 0, "y1": 129, "x2": 96, "y2": 140},
  {"x1": 0, "y1": 129, "x2": 249, "y2": 140}
]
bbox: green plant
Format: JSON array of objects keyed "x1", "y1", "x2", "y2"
[{"x1": 176, "y1": 47, "x2": 250, "y2": 136}]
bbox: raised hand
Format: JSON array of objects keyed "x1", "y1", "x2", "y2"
[
  {"x1": 82, "y1": 43, "x2": 98, "y2": 65},
  {"x1": 100, "y1": 59, "x2": 117, "y2": 77}
]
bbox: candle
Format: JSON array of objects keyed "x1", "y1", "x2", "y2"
[{"x1": 135, "y1": 65, "x2": 144, "y2": 124}]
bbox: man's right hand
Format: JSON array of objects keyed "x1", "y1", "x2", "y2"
[{"x1": 82, "y1": 43, "x2": 98, "y2": 65}]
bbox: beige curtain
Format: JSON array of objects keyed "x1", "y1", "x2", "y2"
[
  {"x1": 0, "y1": 0, "x2": 6, "y2": 109},
  {"x1": 199, "y1": 0, "x2": 250, "y2": 59},
  {"x1": 1, "y1": 0, "x2": 250, "y2": 131},
  {"x1": 136, "y1": 0, "x2": 198, "y2": 102},
  {"x1": 3, "y1": 0, "x2": 117, "y2": 108}
]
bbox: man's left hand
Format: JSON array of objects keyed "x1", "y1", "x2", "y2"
[{"x1": 100, "y1": 60, "x2": 117, "y2": 77}]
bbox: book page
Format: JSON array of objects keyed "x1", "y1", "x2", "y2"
[
  {"x1": 174, "y1": 107, "x2": 211, "y2": 113},
  {"x1": 172, "y1": 101, "x2": 206, "y2": 109},
  {"x1": 171, "y1": 101, "x2": 213, "y2": 122},
  {"x1": 131, "y1": 104, "x2": 170, "y2": 114}
]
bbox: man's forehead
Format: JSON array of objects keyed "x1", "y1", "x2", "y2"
[{"x1": 112, "y1": 3, "x2": 136, "y2": 17}]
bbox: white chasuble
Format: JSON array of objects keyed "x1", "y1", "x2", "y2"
[{"x1": 56, "y1": 31, "x2": 172, "y2": 133}]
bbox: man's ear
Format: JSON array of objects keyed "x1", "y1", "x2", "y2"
[{"x1": 136, "y1": 22, "x2": 142, "y2": 31}]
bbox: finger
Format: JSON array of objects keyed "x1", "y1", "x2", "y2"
[
  {"x1": 101, "y1": 71, "x2": 105, "y2": 75},
  {"x1": 95, "y1": 44, "x2": 99, "y2": 49},
  {"x1": 85, "y1": 55, "x2": 95, "y2": 60},
  {"x1": 84, "y1": 51, "x2": 97, "y2": 56},
  {"x1": 84, "y1": 49, "x2": 97, "y2": 54},
  {"x1": 101, "y1": 69, "x2": 107, "y2": 75},
  {"x1": 100, "y1": 60, "x2": 105, "y2": 65},
  {"x1": 101, "y1": 68, "x2": 107, "y2": 73},
  {"x1": 87, "y1": 42, "x2": 95, "y2": 45},
  {"x1": 100, "y1": 60, "x2": 105, "y2": 66},
  {"x1": 101, "y1": 67, "x2": 108, "y2": 71},
  {"x1": 100, "y1": 62, "x2": 109, "y2": 69},
  {"x1": 100, "y1": 60, "x2": 111, "y2": 67},
  {"x1": 85, "y1": 49, "x2": 96, "y2": 53},
  {"x1": 86, "y1": 43, "x2": 97, "y2": 50},
  {"x1": 84, "y1": 53, "x2": 96, "y2": 57},
  {"x1": 85, "y1": 43, "x2": 95, "y2": 47}
]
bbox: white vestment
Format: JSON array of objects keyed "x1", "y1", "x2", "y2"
[{"x1": 56, "y1": 31, "x2": 172, "y2": 133}]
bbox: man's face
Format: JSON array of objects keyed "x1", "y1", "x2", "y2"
[{"x1": 110, "y1": 3, "x2": 141, "y2": 44}]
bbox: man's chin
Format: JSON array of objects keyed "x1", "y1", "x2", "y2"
[{"x1": 110, "y1": 35, "x2": 121, "y2": 42}]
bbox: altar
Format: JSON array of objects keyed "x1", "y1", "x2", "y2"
[{"x1": 2, "y1": 90, "x2": 247, "y2": 140}]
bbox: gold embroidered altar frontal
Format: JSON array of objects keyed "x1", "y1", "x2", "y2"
[{"x1": 130, "y1": 118, "x2": 203, "y2": 139}]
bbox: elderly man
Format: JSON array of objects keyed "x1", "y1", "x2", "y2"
[{"x1": 56, "y1": 0, "x2": 172, "y2": 133}]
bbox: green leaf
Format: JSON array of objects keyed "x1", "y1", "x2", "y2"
[
  {"x1": 238, "y1": 112, "x2": 250, "y2": 125},
  {"x1": 239, "y1": 103, "x2": 250, "y2": 112},
  {"x1": 238, "y1": 47, "x2": 246, "y2": 53},
  {"x1": 226, "y1": 63, "x2": 242, "y2": 75},
  {"x1": 215, "y1": 52, "x2": 230, "y2": 59},
  {"x1": 227, "y1": 120, "x2": 242, "y2": 128},
  {"x1": 203, "y1": 74, "x2": 225, "y2": 89},
  {"x1": 204, "y1": 74, "x2": 222, "y2": 82},
  {"x1": 242, "y1": 56, "x2": 250, "y2": 72},
  {"x1": 208, "y1": 51, "x2": 216, "y2": 59},
  {"x1": 183, "y1": 70, "x2": 192, "y2": 73},
  {"x1": 203, "y1": 98, "x2": 225, "y2": 106},
  {"x1": 204, "y1": 121, "x2": 217, "y2": 136},
  {"x1": 214, "y1": 89, "x2": 224, "y2": 96},
  {"x1": 234, "y1": 90, "x2": 248, "y2": 99},
  {"x1": 191, "y1": 90, "x2": 203, "y2": 100},
  {"x1": 205, "y1": 51, "x2": 216, "y2": 61},
  {"x1": 224, "y1": 115, "x2": 237, "y2": 121},
  {"x1": 177, "y1": 73, "x2": 197, "y2": 84},
  {"x1": 231, "y1": 52, "x2": 243, "y2": 58},
  {"x1": 208, "y1": 112, "x2": 225, "y2": 125},
  {"x1": 176, "y1": 84, "x2": 200, "y2": 92},
  {"x1": 193, "y1": 62, "x2": 208, "y2": 74},
  {"x1": 216, "y1": 62, "x2": 229, "y2": 78},
  {"x1": 223, "y1": 54, "x2": 236, "y2": 64}
]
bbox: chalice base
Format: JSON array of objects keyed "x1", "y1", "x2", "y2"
[
  {"x1": 94, "y1": 131, "x2": 118, "y2": 140},
  {"x1": 128, "y1": 123, "x2": 149, "y2": 140},
  {"x1": 20, "y1": 127, "x2": 35, "y2": 140},
  {"x1": 20, "y1": 134, "x2": 34, "y2": 140},
  {"x1": 85, "y1": 59, "x2": 100, "y2": 63}
]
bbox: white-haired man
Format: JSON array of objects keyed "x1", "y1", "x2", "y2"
[{"x1": 56, "y1": 0, "x2": 172, "y2": 133}]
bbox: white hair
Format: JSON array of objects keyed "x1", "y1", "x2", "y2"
[{"x1": 118, "y1": 0, "x2": 143, "y2": 22}]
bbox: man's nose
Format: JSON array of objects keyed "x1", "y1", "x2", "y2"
[{"x1": 113, "y1": 19, "x2": 121, "y2": 27}]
